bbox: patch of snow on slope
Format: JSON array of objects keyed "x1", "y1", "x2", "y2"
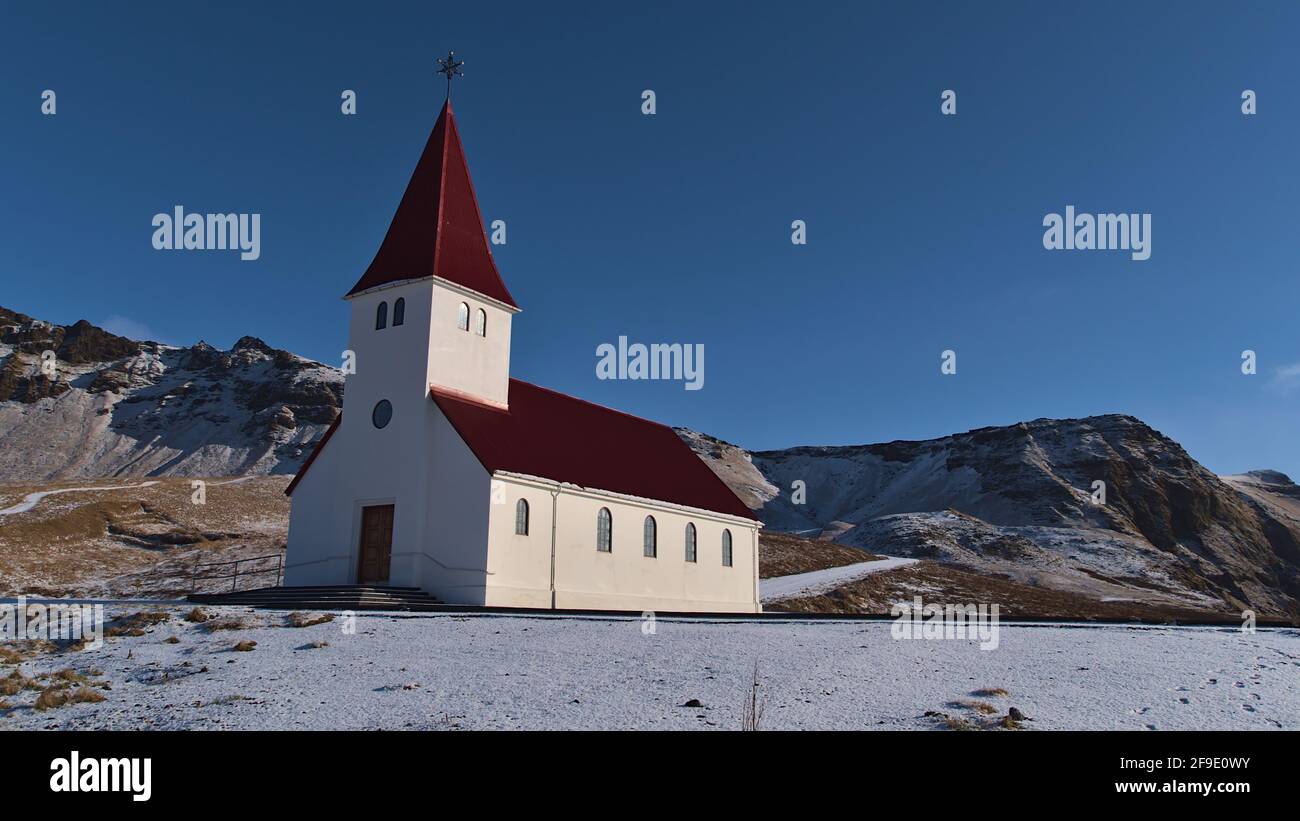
[
  {"x1": 760, "y1": 557, "x2": 918, "y2": 601},
  {"x1": 0, "y1": 481, "x2": 161, "y2": 515}
]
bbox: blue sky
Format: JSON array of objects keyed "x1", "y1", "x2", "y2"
[{"x1": 2, "y1": 1, "x2": 1298, "y2": 477}]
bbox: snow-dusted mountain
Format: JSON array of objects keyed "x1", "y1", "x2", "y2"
[
  {"x1": 680, "y1": 418, "x2": 1300, "y2": 619},
  {"x1": 4, "y1": 305, "x2": 1298, "y2": 618},
  {"x1": 0, "y1": 307, "x2": 341, "y2": 479}
]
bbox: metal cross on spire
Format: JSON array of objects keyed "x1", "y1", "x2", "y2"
[{"x1": 436, "y1": 50, "x2": 465, "y2": 100}]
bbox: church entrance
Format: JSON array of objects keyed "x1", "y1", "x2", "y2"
[{"x1": 357, "y1": 504, "x2": 394, "y2": 584}]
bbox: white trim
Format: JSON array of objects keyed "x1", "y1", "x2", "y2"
[
  {"x1": 430, "y1": 383, "x2": 509, "y2": 410},
  {"x1": 344, "y1": 274, "x2": 522, "y2": 315},
  {"x1": 494, "y1": 470, "x2": 762, "y2": 528}
]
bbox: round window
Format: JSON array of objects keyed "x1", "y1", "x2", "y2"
[{"x1": 372, "y1": 400, "x2": 393, "y2": 429}]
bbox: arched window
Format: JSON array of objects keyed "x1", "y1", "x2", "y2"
[
  {"x1": 457, "y1": 302, "x2": 469, "y2": 331},
  {"x1": 392, "y1": 298, "x2": 405, "y2": 326},
  {"x1": 684, "y1": 522, "x2": 697, "y2": 563},
  {"x1": 475, "y1": 308, "x2": 487, "y2": 337},
  {"x1": 643, "y1": 516, "x2": 657, "y2": 557},
  {"x1": 596, "y1": 508, "x2": 612, "y2": 552},
  {"x1": 375, "y1": 301, "x2": 388, "y2": 330},
  {"x1": 515, "y1": 499, "x2": 529, "y2": 536},
  {"x1": 722, "y1": 529, "x2": 733, "y2": 567}
]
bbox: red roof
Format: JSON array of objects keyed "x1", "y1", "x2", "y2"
[
  {"x1": 432, "y1": 379, "x2": 759, "y2": 521},
  {"x1": 347, "y1": 100, "x2": 517, "y2": 308}
]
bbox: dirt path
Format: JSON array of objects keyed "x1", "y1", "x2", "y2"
[
  {"x1": 0, "y1": 481, "x2": 161, "y2": 516},
  {"x1": 760, "y1": 556, "x2": 918, "y2": 602}
]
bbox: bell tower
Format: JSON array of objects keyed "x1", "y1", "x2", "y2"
[{"x1": 342, "y1": 88, "x2": 518, "y2": 413}]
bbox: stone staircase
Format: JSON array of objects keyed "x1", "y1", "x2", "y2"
[{"x1": 188, "y1": 585, "x2": 443, "y2": 611}]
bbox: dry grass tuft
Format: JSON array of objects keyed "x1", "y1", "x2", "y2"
[
  {"x1": 183, "y1": 607, "x2": 211, "y2": 623},
  {"x1": 929, "y1": 700, "x2": 1028, "y2": 731},
  {"x1": 0, "y1": 640, "x2": 58, "y2": 665},
  {"x1": 51, "y1": 668, "x2": 91, "y2": 684},
  {"x1": 953, "y1": 699, "x2": 999, "y2": 715},
  {"x1": 1, "y1": 670, "x2": 42, "y2": 696},
  {"x1": 286, "y1": 612, "x2": 335, "y2": 628},
  {"x1": 69, "y1": 686, "x2": 106, "y2": 704},
  {"x1": 105, "y1": 610, "x2": 170, "y2": 637},
  {"x1": 233, "y1": 640, "x2": 257, "y2": 652},
  {"x1": 942, "y1": 715, "x2": 976, "y2": 731},
  {"x1": 203, "y1": 618, "x2": 248, "y2": 633},
  {"x1": 34, "y1": 686, "x2": 69, "y2": 711},
  {"x1": 163, "y1": 636, "x2": 180, "y2": 644},
  {"x1": 972, "y1": 687, "x2": 1010, "y2": 698}
]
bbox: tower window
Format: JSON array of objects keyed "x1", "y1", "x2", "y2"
[
  {"x1": 685, "y1": 522, "x2": 697, "y2": 563},
  {"x1": 372, "y1": 399, "x2": 393, "y2": 429},
  {"x1": 393, "y1": 298, "x2": 405, "y2": 326},
  {"x1": 722, "y1": 529, "x2": 733, "y2": 567},
  {"x1": 375, "y1": 301, "x2": 388, "y2": 330},
  {"x1": 457, "y1": 302, "x2": 469, "y2": 331},
  {"x1": 643, "y1": 516, "x2": 657, "y2": 558},
  {"x1": 515, "y1": 499, "x2": 529, "y2": 536},
  {"x1": 596, "y1": 507, "x2": 612, "y2": 552},
  {"x1": 475, "y1": 308, "x2": 487, "y2": 337}
]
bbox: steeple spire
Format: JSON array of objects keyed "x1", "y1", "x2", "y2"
[
  {"x1": 436, "y1": 50, "x2": 464, "y2": 101},
  {"x1": 348, "y1": 89, "x2": 517, "y2": 309}
]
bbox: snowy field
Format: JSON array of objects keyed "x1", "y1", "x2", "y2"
[{"x1": 4, "y1": 605, "x2": 1297, "y2": 730}]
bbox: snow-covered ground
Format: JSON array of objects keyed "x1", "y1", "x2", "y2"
[
  {"x1": 4, "y1": 605, "x2": 1296, "y2": 730},
  {"x1": 760, "y1": 558, "x2": 918, "y2": 602}
]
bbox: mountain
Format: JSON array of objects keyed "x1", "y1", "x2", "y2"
[
  {"x1": 5, "y1": 306, "x2": 1298, "y2": 619},
  {"x1": 0, "y1": 307, "x2": 341, "y2": 479},
  {"x1": 681, "y1": 417, "x2": 1300, "y2": 619}
]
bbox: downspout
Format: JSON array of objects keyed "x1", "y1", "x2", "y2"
[
  {"x1": 752, "y1": 526, "x2": 761, "y2": 612},
  {"x1": 549, "y1": 488, "x2": 559, "y2": 609}
]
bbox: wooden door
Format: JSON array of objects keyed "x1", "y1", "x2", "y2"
[{"x1": 357, "y1": 505, "x2": 394, "y2": 584}]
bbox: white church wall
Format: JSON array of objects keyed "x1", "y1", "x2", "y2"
[
  {"x1": 485, "y1": 474, "x2": 761, "y2": 613},
  {"x1": 418, "y1": 407, "x2": 493, "y2": 604},
  {"x1": 284, "y1": 425, "x2": 351, "y2": 586},
  {"x1": 482, "y1": 477, "x2": 555, "y2": 608},
  {"x1": 426, "y1": 279, "x2": 513, "y2": 406},
  {"x1": 287, "y1": 279, "x2": 440, "y2": 589}
]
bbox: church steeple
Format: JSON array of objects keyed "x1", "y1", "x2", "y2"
[{"x1": 348, "y1": 99, "x2": 517, "y2": 309}]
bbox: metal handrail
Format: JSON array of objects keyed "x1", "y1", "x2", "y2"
[
  {"x1": 190, "y1": 552, "x2": 284, "y2": 594},
  {"x1": 281, "y1": 551, "x2": 495, "y2": 576},
  {"x1": 391, "y1": 550, "x2": 495, "y2": 575}
]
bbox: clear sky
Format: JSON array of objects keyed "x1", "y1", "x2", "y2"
[{"x1": 2, "y1": 1, "x2": 1297, "y2": 478}]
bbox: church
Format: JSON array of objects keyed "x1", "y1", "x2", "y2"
[{"x1": 283, "y1": 93, "x2": 761, "y2": 613}]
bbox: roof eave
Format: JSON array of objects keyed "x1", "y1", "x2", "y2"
[
  {"x1": 344, "y1": 275, "x2": 521, "y2": 314},
  {"x1": 494, "y1": 470, "x2": 763, "y2": 525}
]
